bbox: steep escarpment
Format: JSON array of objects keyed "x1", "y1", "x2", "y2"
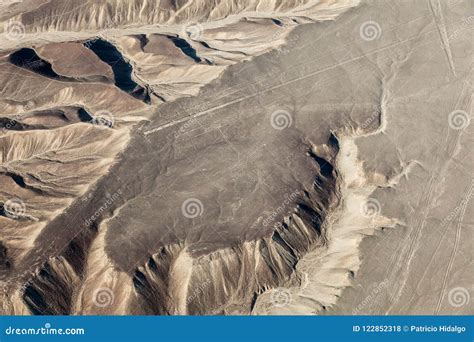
[
  {"x1": 13, "y1": 134, "x2": 343, "y2": 316},
  {"x1": 16, "y1": 119, "x2": 400, "y2": 316},
  {"x1": 252, "y1": 132, "x2": 402, "y2": 314},
  {"x1": 21, "y1": 226, "x2": 96, "y2": 315},
  {"x1": 1, "y1": 0, "x2": 360, "y2": 36},
  {"x1": 83, "y1": 39, "x2": 152, "y2": 103},
  {"x1": 1, "y1": 0, "x2": 360, "y2": 102},
  {"x1": 132, "y1": 140, "x2": 340, "y2": 315}
]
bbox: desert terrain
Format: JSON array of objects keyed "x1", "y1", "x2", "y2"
[{"x1": 0, "y1": 0, "x2": 472, "y2": 316}]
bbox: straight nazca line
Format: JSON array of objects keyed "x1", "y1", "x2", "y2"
[{"x1": 144, "y1": 26, "x2": 439, "y2": 136}]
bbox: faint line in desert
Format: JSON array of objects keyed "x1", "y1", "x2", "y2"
[
  {"x1": 434, "y1": 181, "x2": 473, "y2": 313},
  {"x1": 144, "y1": 27, "x2": 440, "y2": 136}
]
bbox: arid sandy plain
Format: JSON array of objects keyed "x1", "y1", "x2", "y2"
[{"x1": 0, "y1": 0, "x2": 472, "y2": 315}]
